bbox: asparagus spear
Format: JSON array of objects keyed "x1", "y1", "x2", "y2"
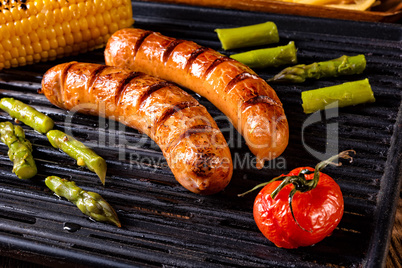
[
  {"x1": 215, "y1": 21, "x2": 279, "y2": 50},
  {"x1": 45, "y1": 176, "x2": 121, "y2": 227},
  {"x1": 301, "y1": 78, "x2": 375, "y2": 114},
  {"x1": 268, "y1": 55, "x2": 366, "y2": 83},
  {"x1": 0, "y1": 98, "x2": 54, "y2": 134},
  {"x1": 230, "y1": 41, "x2": 297, "y2": 69},
  {"x1": 0, "y1": 121, "x2": 37, "y2": 179},
  {"x1": 47, "y1": 130, "x2": 107, "y2": 185}
]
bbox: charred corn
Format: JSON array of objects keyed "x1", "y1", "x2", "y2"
[{"x1": 0, "y1": 0, "x2": 134, "y2": 70}]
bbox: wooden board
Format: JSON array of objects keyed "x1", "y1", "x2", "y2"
[{"x1": 139, "y1": 0, "x2": 402, "y2": 22}]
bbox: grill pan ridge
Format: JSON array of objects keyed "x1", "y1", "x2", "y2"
[{"x1": 0, "y1": 1, "x2": 401, "y2": 267}]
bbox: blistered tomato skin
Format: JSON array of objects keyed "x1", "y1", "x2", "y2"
[{"x1": 253, "y1": 167, "x2": 344, "y2": 249}]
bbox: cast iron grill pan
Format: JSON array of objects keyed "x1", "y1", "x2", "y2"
[{"x1": 0, "y1": 1, "x2": 401, "y2": 267}]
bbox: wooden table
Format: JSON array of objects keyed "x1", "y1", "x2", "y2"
[{"x1": 386, "y1": 192, "x2": 402, "y2": 268}]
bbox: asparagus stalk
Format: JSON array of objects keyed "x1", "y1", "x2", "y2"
[
  {"x1": 230, "y1": 41, "x2": 297, "y2": 69},
  {"x1": 0, "y1": 98, "x2": 54, "y2": 134},
  {"x1": 46, "y1": 130, "x2": 107, "y2": 185},
  {"x1": 301, "y1": 78, "x2": 375, "y2": 114},
  {"x1": 45, "y1": 176, "x2": 121, "y2": 227},
  {"x1": 0, "y1": 121, "x2": 37, "y2": 179},
  {"x1": 215, "y1": 21, "x2": 279, "y2": 50},
  {"x1": 268, "y1": 55, "x2": 366, "y2": 83}
]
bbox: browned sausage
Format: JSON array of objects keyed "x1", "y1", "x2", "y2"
[
  {"x1": 105, "y1": 28, "x2": 289, "y2": 169},
  {"x1": 41, "y1": 62, "x2": 233, "y2": 195}
]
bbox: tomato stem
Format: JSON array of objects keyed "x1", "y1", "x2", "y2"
[
  {"x1": 285, "y1": 150, "x2": 355, "y2": 231},
  {"x1": 239, "y1": 150, "x2": 356, "y2": 232},
  {"x1": 237, "y1": 176, "x2": 283, "y2": 197}
]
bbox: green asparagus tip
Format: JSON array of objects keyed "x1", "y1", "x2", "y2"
[
  {"x1": 0, "y1": 121, "x2": 37, "y2": 179},
  {"x1": 268, "y1": 54, "x2": 366, "y2": 83},
  {"x1": 45, "y1": 176, "x2": 120, "y2": 227}
]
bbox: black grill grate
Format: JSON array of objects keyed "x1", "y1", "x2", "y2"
[{"x1": 0, "y1": 1, "x2": 401, "y2": 267}]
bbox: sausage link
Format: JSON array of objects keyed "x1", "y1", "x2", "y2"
[
  {"x1": 41, "y1": 62, "x2": 233, "y2": 195},
  {"x1": 105, "y1": 28, "x2": 289, "y2": 169}
]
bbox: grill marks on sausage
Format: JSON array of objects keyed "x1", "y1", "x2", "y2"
[
  {"x1": 163, "y1": 39, "x2": 185, "y2": 64},
  {"x1": 133, "y1": 30, "x2": 153, "y2": 60},
  {"x1": 224, "y1": 72, "x2": 259, "y2": 93},
  {"x1": 61, "y1": 62, "x2": 77, "y2": 88},
  {"x1": 60, "y1": 62, "x2": 78, "y2": 103},
  {"x1": 166, "y1": 124, "x2": 214, "y2": 153},
  {"x1": 242, "y1": 95, "x2": 281, "y2": 110},
  {"x1": 185, "y1": 47, "x2": 208, "y2": 73},
  {"x1": 155, "y1": 101, "x2": 199, "y2": 130},
  {"x1": 177, "y1": 124, "x2": 214, "y2": 142},
  {"x1": 138, "y1": 81, "x2": 172, "y2": 109},
  {"x1": 88, "y1": 65, "x2": 108, "y2": 93},
  {"x1": 62, "y1": 62, "x2": 77, "y2": 82},
  {"x1": 177, "y1": 43, "x2": 282, "y2": 118},
  {"x1": 202, "y1": 57, "x2": 228, "y2": 79},
  {"x1": 115, "y1": 72, "x2": 144, "y2": 105}
]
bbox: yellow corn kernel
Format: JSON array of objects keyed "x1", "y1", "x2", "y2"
[
  {"x1": 53, "y1": 9, "x2": 63, "y2": 24},
  {"x1": 10, "y1": 47, "x2": 19, "y2": 58},
  {"x1": 70, "y1": 19, "x2": 80, "y2": 33},
  {"x1": 3, "y1": 51, "x2": 12, "y2": 61},
  {"x1": 73, "y1": 32, "x2": 83, "y2": 43},
  {"x1": 65, "y1": 33, "x2": 74, "y2": 45},
  {"x1": 109, "y1": 23, "x2": 119, "y2": 35},
  {"x1": 18, "y1": 57, "x2": 26, "y2": 66},
  {"x1": 14, "y1": 21, "x2": 24, "y2": 36},
  {"x1": 25, "y1": 45, "x2": 34, "y2": 55},
  {"x1": 0, "y1": 13, "x2": 6, "y2": 25},
  {"x1": 87, "y1": 15, "x2": 96, "y2": 29},
  {"x1": 40, "y1": 51, "x2": 49, "y2": 61},
  {"x1": 2, "y1": 40, "x2": 12, "y2": 51},
  {"x1": 0, "y1": 0, "x2": 134, "y2": 70},
  {"x1": 10, "y1": 58, "x2": 18, "y2": 68},
  {"x1": 19, "y1": 47, "x2": 27, "y2": 57},
  {"x1": 11, "y1": 7, "x2": 22, "y2": 21},
  {"x1": 26, "y1": 55, "x2": 34, "y2": 64},
  {"x1": 78, "y1": 2, "x2": 87, "y2": 17},
  {"x1": 56, "y1": 47, "x2": 64, "y2": 57},
  {"x1": 32, "y1": 42, "x2": 42, "y2": 53},
  {"x1": 28, "y1": 16, "x2": 39, "y2": 30},
  {"x1": 90, "y1": 28, "x2": 100, "y2": 40},
  {"x1": 33, "y1": 53, "x2": 41, "y2": 63},
  {"x1": 21, "y1": 18, "x2": 32, "y2": 34},
  {"x1": 41, "y1": 40, "x2": 50, "y2": 51},
  {"x1": 82, "y1": 29, "x2": 92, "y2": 41},
  {"x1": 3, "y1": 10, "x2": 13, "y2": 23},
  {"x1": 54, "y1": 24, "x2": 63, "y2": 36},
  {"x1": 49, "y1": 49, "x2": 57, "y2": 60},
  {"x1": 57, "y1": 36, "x2": 67, "y2": 47},
  {"x1": 11, "y1": 36, "x2": 21, "y2": 48},
  {"x1": 3, "y1": 61, "x2": 11, "y2": 69},
  {"x1": 21, "y1": 35, "x2": 31, "y2": 45},
  {"x1": 100, "y1": 25, "x2": 109, "y2": 36},
  {"x1": 29, "y1": 32, "x2": 39, "y2": 43},
  {"x1": 79, "y1": 18, "x2": 89, "y2": 31}
]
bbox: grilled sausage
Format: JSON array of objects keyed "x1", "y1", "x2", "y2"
[
  {"x1": 41, "y1": 62, "x2": 233, "y2": 195},
  {"x1": 105, "y1": 28, "x2": 289, "y2": 169}
]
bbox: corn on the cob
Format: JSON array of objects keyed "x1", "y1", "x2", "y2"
[{"x1": 0, "y1": 0, "x2": 134, "y2": 70}]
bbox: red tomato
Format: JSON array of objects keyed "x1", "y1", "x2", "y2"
[{"x1": 253, "y1": 166, "x2": 344, "y2": 249}]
